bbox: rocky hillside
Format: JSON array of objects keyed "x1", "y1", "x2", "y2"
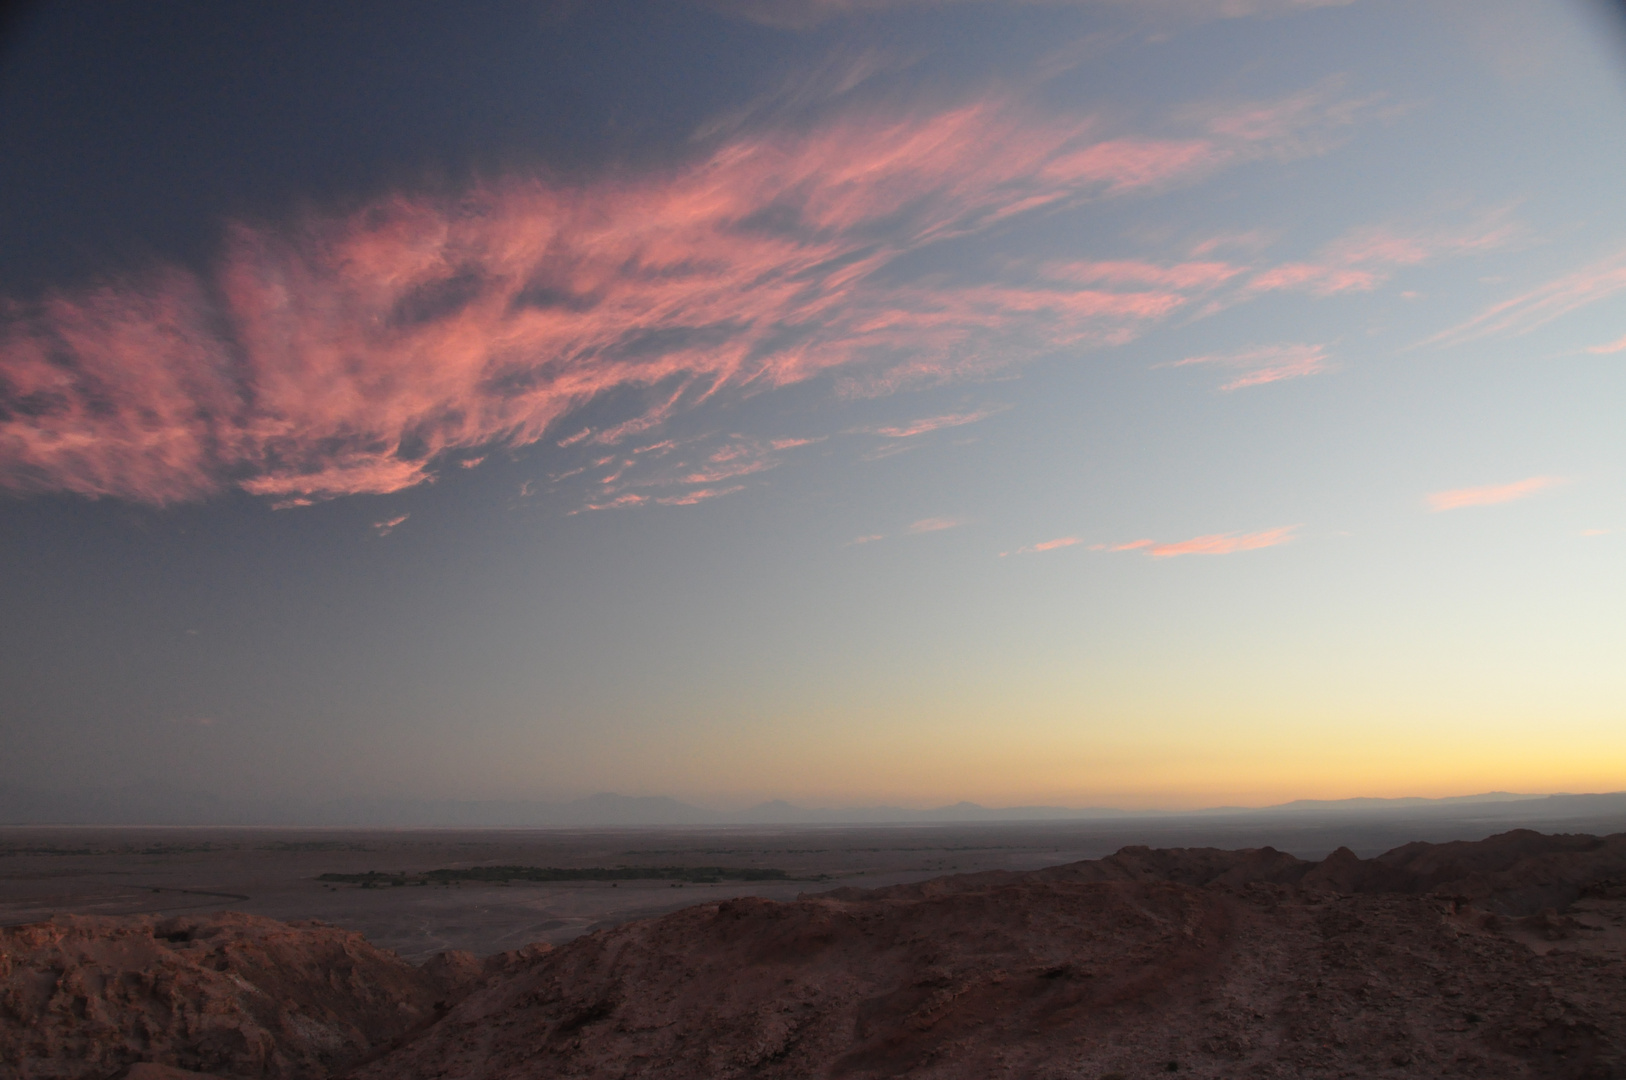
[
  {"x1": 5, "y1": 829, "x2": 1626, "y2": 1079},
  {"x1": 0, "y1": 911, "x2": 491, "y2": 1079},
  {"x1": 354, "y1": 835, "x2": 1626, "y2": 1079}
]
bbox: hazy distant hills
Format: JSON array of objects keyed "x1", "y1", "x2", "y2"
[{"x1": 2, "y1": 784, "x2": 1625, "y2": 830}]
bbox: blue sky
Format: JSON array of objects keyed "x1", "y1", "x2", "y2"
[{"x1": 2, "y1": 0, "x2": 1625, "y2": 810}]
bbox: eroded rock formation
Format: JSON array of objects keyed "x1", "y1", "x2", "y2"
[
  {"x1": 356, "y1": 830, "x2": 1626, "y2": 1079},
  {"x1": 4, "y1": 829, "x2": 1626, "y2": 1079},
  {"x1": 0, "y1": 911, "x2": 483, "y2": 1079}
]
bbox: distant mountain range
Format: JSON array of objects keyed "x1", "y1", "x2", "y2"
[{"x1": 2, "y1": 784, "x2": 1625, "y2": 829}]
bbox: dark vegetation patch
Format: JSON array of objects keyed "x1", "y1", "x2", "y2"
[
  {"x1": 0, "y1": 846, "x2": 97, "y2": 857},
  {"x1": 317, "y1": 865, "x2": 792, "y2": 886}
]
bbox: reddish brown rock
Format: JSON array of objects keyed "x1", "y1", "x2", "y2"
[
  {"x1": 124, "y1": 1065, "x2": 227, "y2": 1080},
  {"x1": 9, "y1": 831, "x2": 1626, "y2": 1079},
  {"x1": 354, "y1": 831, "x2": 1626, "y2": 1079},
  {"x1": 0, "y1": 911, "x2": 467, "y2": 1079}
]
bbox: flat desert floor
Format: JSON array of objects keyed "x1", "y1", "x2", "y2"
[{"x1": 6, "y1": 814, "x2": 1623, "y2": 961}]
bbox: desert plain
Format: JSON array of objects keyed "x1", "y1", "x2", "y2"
[{"x1": 6, "y1": 814, "x2": 1623, "y2": 959}]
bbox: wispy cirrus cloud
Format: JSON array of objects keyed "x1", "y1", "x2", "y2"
[
  {"x1": 0, "y1": 84, "x2": 1380, "y2": 509},
  {"x1": 560, "y1": 433, "x2": 822, "y2": 512},
  {"x1": 1096, "y1": 525, "x2": 1299, "y2": 557},
  {"x1": 680, "y1": 436, "x2": 822, "y2": 484},
  {"x1": 1427, "y1": 476, "x2": 1565, "y2": 512},
  {"x1": 571, "y1": 493, "x2": 649, "y2": 514},
  {"x1": 1247, "y1": 211, "x2": 1521, "y2": 299},
  {"x1": 1427, "y1": 247, "x2": 1626, "y2": 348},
  {"x1": 1001, "y1": 535, "x2": 1083, "y2": 556},
  {"x1": 1247, "y1": 263, "x2": 1382, "y2": 296},
  {"x1": 1586, "y1": 332, "x2": 1626, "y2": 355},
  {"x1": 908, "y1": 516, "x2": 965, "y2": 533},
  {"x1": 1166, "y1": 343, "x2": 1333, "y2": 390},
  {"x1": 1321, "y1": 216, "x2": 1523, "y2": 267},
  {"x1": 707, "y1": 0, "x2": 1354, "y2": 31},
  {"x1": 842, "y1": 517, "x2": 963, "y2": 544},
  {"x1": 1189, "y1": 79, "x2": 1389, "y2": 160},
  {"x1": 869, "y1": 405, "x2": 1008, "y2": 438},
  {"x1": 655, "y1": 485, "x2": 747, "y2": 506},
  {"x1": 1046, "y1": 259, "x2": 1245, "y2": 291},
  {"x1": 372, "y1": 513, "x2": 409, "y2": 536},
  {"x1": 1190, "y1": 230, "x2": 1276, "y2": 257}
]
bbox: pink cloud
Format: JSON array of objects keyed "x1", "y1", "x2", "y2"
[
  {"x1": 372, "y1": 513, "x2": 409, "y2": 536},
  {"x1": 0, "y1": 89, "x2": 1379, "y2": 507},
  {"x1": 1039, "y1": 138, "x2": 1221, "y2": 193},
  {"x1": 908, "y1": 516, "x2": 964, "y2": 533},
  {"x1": 1427, "y1": 476, "x2": 1565, "y2": 512},
  {"x1": 1004, "y1": 535, "x2": 1083, "y2": 556},
  {"x1": 1168, "y1": 343, "x2": 1332, "y2": 390},
  {"x1": 1191, "y1": 81, "x2": 1391, "y2": 161},
  {"x1": 1247, "y1": 263, "x2": 1382, "y2": 296},
  {"x1": 871, "y1": 406, "x2": 1006, "y2": 438},
  {"x1": 572, "y1": 432, "x2": 821, "y2": 512},
  {"x1": 1587, "y1": 332, "x2": 1626, "y2": 355},
  {"x1": 589, "y1": 386, "x2": 690, "y2": 446},
  {"x1": 846, "y1": 533, "x2": 886, "y2": 546},
  {"x1": 654, "y1": 485, "x2": 746, "y2": 506},
  {"x1": 1047, "y1": 259, "x2": 1245, "y2": 291},
  {"x1": 1145, "y1": 525, "x2": 1299, "y2": 557},
  {"x1": 570, "y1": 493, "x2": 649, "y2": 514},
  {"x1": 1099, "y1": 526, "x2": 1298, "y2": 557},
  {"x1": 1244, "y1": 212, "x2": 1520, "y2": 301},
  {"x1": 1189, "y1": 230, "x2": 1276, "y2": 257},
  {"x1": 677, "y1": 438, "x2": 803, "y2": 485},
  {"x1": 710, "y1": 0, "x2": 1356, "y2": 30},
  {"x1": 1323, "y1": 214, "x2": 1523, "y2": 268},
  {"x1": 1101, "y1": 539, "x2": 1154, "y2": 552},
  {"x1": 1427, "y1": 247, "x2": 1626, "y2": 347}
]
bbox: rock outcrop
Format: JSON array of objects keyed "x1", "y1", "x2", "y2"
[
  {"x1": 5, "y1": 830, "x2": 1626, "y2": 1079},
  {"x1": 355, "y1": 830, "x2": 1626, "y2": 1079},
  {"x1": 0, "y1": 911, "x2": 480, "y2": 1079}
]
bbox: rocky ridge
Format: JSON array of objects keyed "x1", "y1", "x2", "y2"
[
  {"x1": 0, "y1": 911, "x2": 499, "y2": 1080},
  {"x1": 5, "y1": 829, "x2": 1626, "y2": 1079}
]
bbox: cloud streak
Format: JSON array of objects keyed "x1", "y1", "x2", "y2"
[
  {"x1": 1428, "y1": 247, "x2": 1626, "y2": 347},
  {"x1": 1098, "y1": 525, "x2": 1299, "y2": 557},
  {"x1": 1587, "y1": 332, "x2": 1626, "y2": 355},
  {"x1": 708, "y1": 0, "x2": 1355, "y2": 31},
  {"x1": 1167, "y1": 343, "x2": 1332, "y2": 390},
  {"x1": 870, "y1": 405, "x2": 1008, "y2": 438},
  {"x1": 1002, "y1": 535, "x2": 1083, "y2": 556},
  {"x1": 1245, "y1": 212, "x2": 1520, "y2": 299},
  {"x1": 0, "y1": 88, "x2": 1381, "y2": 508},
  {"x1": 1427, "y1": 476, "x2": 1564, "y2": 511}
]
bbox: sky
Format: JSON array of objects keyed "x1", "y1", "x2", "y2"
[{"x1": 2, "y1": 0, "x2": 1625, "y2": 813}]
